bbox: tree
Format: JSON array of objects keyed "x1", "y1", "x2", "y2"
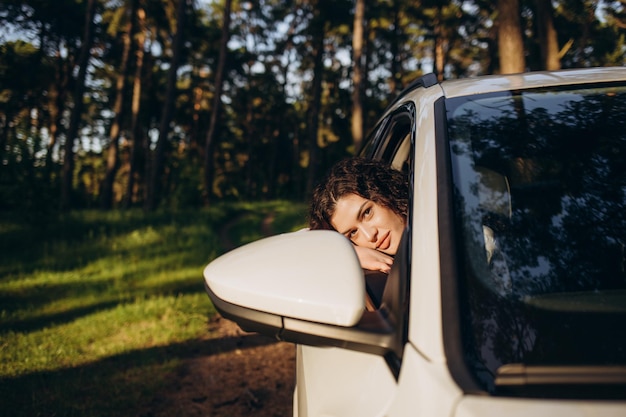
[
  {"x1": 351, "y1": 0, "x2": 365, "y2": 153},
  {"x1": 146, "y1": 0, "x2": 188, "y2": 211},
  {"x1": 122, "y1": 2, "x2": 147, "y2": 208},
  {"x1": 388, "y1": 1, "x2": 403, "y2": 96},
  {"x1": 305, "y1": 0, "x2": 326, "y2": 197},
  {"x1": 101, "y1": 1, "x2": 138, "y2": 209},
  {"x1": 496, "y1": 0, "x2": 526, "y2": 74},
  {"x1": 202, "y1": 0, "x2": 232, "y2": 206},
  {"x1": 61, "y1": 0, "x2": 97, "y2": 210},
  {"x1": 533, "y1": 0, "x2": 560, "y2": 70},
  {"x1": 45, "y1": 40, "x2": 71, "y2": 172}
]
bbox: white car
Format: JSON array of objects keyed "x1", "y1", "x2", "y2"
[{"x1": 204, "y1": 67, "x2": 626, "y2": 417}]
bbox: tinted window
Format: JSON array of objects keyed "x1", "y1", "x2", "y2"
[
  {"x1": 361, "y1": 105, "x2": 414, "y2": 173},
  {"x1": 445, "y1": 84, "x2": 626, "y2": 394}
]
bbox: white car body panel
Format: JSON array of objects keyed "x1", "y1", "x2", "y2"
[
  {"x1": 407, "y1": 85, "x2": 448, "y2": 362},
  {"x1": 453, "y1": 395, "x2": 626, "y2": 417},
  {"x1": 440, "y1": 67, "x2": 626, "y2": 98},
  {"x1": 295, "y1": 345, "x2": 397, "y2": 417},
  {"x1": 389, "y1": 345, "x2": 626, "y2": 417},
  {"x1": 388, "y1": 345, "x2": 462, "y2": 417}
]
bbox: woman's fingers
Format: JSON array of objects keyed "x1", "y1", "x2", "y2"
[{"x1": 354, "y1": 245, "x2": 394, "y2": 273}]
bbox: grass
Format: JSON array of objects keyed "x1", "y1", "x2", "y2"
[{"x1": 0, "y1": 201, "x2": 307, "y2": 417}]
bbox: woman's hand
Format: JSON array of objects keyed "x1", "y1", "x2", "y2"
[{"x1": 353, "y1": 245, "x2": 394, "y2": 273}]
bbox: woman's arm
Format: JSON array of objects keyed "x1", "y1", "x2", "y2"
[{"x1": 353, "y1": 245, "x2": 394, "y2": 273}]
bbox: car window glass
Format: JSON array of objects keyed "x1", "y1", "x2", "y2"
[
  {"x1": 445, "y1": 83, "x2": 626, "y2": 393},
  {"x1": 363, "y1": 106, "x2": 414, "y2": 170}
]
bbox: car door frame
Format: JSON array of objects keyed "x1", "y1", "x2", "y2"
[{"x1": 360, "y1": 102, "x2": 418, "y2": 376}]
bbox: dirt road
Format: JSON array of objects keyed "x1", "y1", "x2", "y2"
[{"x1": 141, "y1": 317, "x2": 296, "y2": 417}]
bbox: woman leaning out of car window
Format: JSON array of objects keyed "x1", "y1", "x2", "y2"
[{"x1": 308, "y1": 157, "x2": 409, "y2": 273}]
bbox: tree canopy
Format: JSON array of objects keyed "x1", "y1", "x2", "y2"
[{"x1": 0, "y1": 0, "x2": 624, "y2": 212}]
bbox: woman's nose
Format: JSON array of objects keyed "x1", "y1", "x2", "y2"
[{"x1": 360, "y1": 225, "x2": 377, "y2": 242}]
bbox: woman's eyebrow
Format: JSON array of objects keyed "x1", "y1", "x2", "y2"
[{"x1": 339, "y1": 201, "x2": 369, "y2": 235}]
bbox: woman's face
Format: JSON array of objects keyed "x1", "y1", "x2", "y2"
[{"x1": 330, "y1": 193, "x2": 406, "y2": 255}]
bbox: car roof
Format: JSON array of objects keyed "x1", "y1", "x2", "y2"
[{"x1": 439, "y1": 66, "x2": 626, "y2": 98}]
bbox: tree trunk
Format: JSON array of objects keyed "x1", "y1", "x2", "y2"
[
  {"x1": 305, "y1": 2, "x2": 326, "y2": 198},
  {"x1": 245, "y1": 86, "x2": 256, "y2": 198},
  {"x1": 102, "y1": 5, "x2": 136, "y2": 209},
  {"x1": 533, "y1": 0, "x2": 560, "y2": 70},
  {"x1": 389, "y1": 1, "x2": 401, "y2": 97},
  {"x1": 203, "y1": 0, "x2": 232, "y2": 206},
  {"x1": 145, "y1": 0, "x2": 187, "y2": 211},
  {"x1": 189, "y1": 67, "x2": 204, "y2": 157},
  {"x1": 497, "y1": 0, "x2": 526, "y2": 74},
  {"x1": 61, "y1": 0, "x2": 96, "y2": 210},
  {"x1": 46, "y1": 45, "x2": 70, "y2": 170},
  {"x1": 433, "y1": 5, "x2": 445, "y2": 81},
  {"x1": 0, "y1": 111, "x2": 7, "y2": 163},
  {"x1": 362, "y1": 17, "x2": 370, "y2": 108},
  {"x1": 125, "y1": 4, "x2": 146, "y2": 209},
  {"x1": 351, "y1": 0, "x2": 365, "y2": 153}
]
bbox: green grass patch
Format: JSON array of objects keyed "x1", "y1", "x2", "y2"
[{"x1": 0, "y1": 201, "x2": 307, "y2": 417}]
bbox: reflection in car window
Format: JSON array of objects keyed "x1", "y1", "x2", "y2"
[{"x1": 445, "y1": 84, "x2": 626, "y2": 393}]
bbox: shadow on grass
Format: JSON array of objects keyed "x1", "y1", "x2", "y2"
[
  {"x1": 0, "y1": 277, "x2": 207, "y2": 334},
  {"x1": 0, "y1": 208, "x2": 234, "y2": 277},
  {"x1": 0, "y1": 329, "x2": 281, "y2": 417},
  {"x1": 0, "y1": 300, "x2": 123, "y2": 333}
]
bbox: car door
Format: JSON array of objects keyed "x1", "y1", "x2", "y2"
[{"x1": 294, "y1": 105, "x2": 416, "y2": 417}]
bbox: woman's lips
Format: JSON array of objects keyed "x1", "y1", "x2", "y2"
[{"x1": 377, "y1": 232, "x2": 390, "y2": 251}]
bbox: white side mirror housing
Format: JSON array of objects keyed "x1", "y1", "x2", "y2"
[{"x1": 203, "y1": 230, "x2": 365, "y2": 327}]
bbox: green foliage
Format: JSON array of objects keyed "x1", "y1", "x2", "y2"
[
  {"x1": 1, "y1": 0, "x2": 624, "y2": 211},
  {"x1": 0, "y1": 202, "x2": 306, "y2": 416}
]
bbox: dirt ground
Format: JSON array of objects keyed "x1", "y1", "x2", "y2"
[
  {"x1": 142, "y1": 317, "x2": 296, "y2": 417},
  {"x1": 139, "y1": 213, "x2": 297, "y2": 417}
]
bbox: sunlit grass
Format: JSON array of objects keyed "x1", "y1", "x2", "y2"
[
  {"x1": 0, "y1": 213, "x2": 223, "y2": 328},
  {"x1": 1, "y1": 293, "x2": 212, "y2": 377},
  {"x1": 0, "y1": 201, "x2": 307, "y2": 417}
]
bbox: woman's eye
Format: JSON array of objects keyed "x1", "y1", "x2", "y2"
[
  {"x1": 349, "y1": 229, "x2": 357, "y2": 238},
  {"x1": 363, "y1": 207, "x2": 372, "y2": 217}
]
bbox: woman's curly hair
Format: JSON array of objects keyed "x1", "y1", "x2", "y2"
[{"x1": 308, "y1": 157, "x2": 409, "y2": 230}]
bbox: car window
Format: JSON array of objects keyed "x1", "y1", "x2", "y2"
[
  {"x1": 361, "y1": 104, "x2": 414, "y2": 171},
  {"x1": 445, "y1": 83, "x2": 626, "y2": 395}
]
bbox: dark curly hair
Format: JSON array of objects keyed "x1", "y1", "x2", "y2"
[{"x1": 308, "y1": 157, "x2": 409, "y2": 231}]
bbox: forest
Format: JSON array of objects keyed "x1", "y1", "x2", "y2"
[{"x1": 1, "y1": 0, "x2": 625, "y2": 212}]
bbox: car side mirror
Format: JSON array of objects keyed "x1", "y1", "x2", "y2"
[
  {"x1": 203, "y1": 230, "x2": 401, "y2": 356},
  {"x1": 204, "y1": 230, "x2": 365, "y2": 327}
]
